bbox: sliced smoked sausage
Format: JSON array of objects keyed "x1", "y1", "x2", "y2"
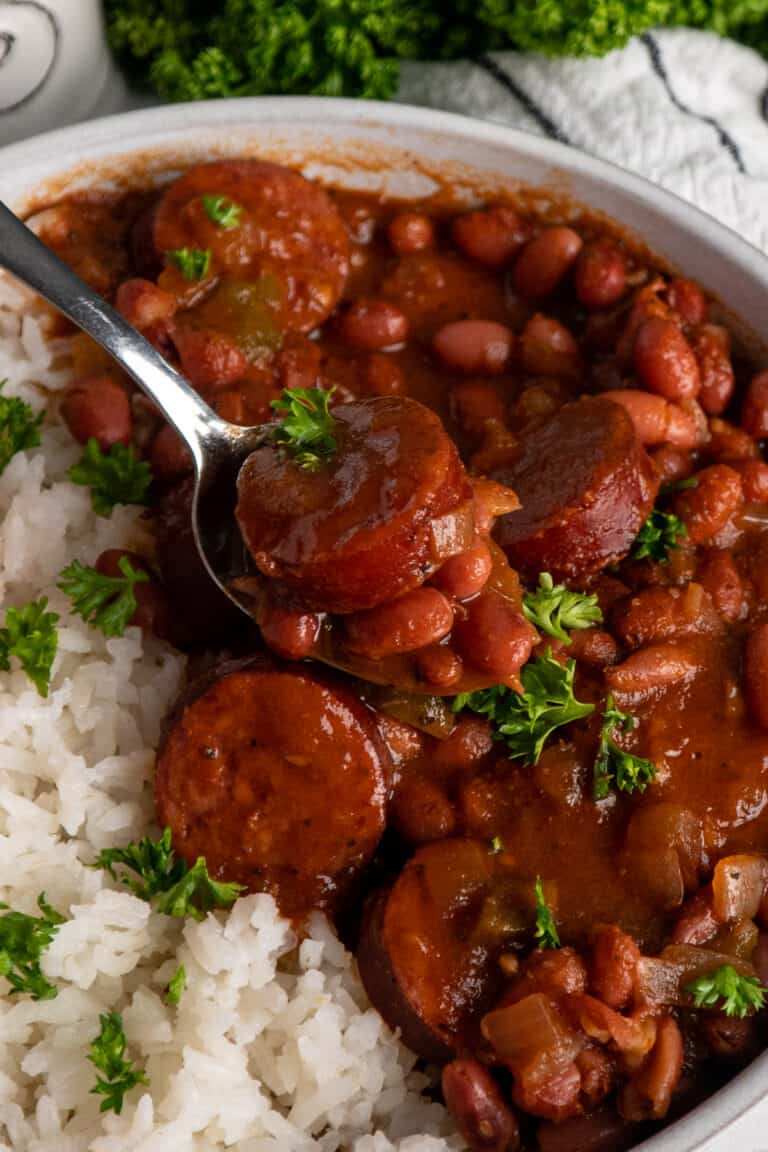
[
  {"x1": 357, "y1": 838, "x2": 500, "y2": 1062},
  {"x1": 494, "y1": 397, "x2": 658, "y2": 581},
  {"x1": 155, "y1": 658, "x2": 390, "y2": 920},
  {"x1": 153, "y1": 159, "x2": 350, "y2": 331},
  {"x1": 236, "y1": 396, "x2": 473, "y2": 614}
]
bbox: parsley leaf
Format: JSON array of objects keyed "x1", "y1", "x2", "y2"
[
  {"x1": 94, "y1": 828, "x2": 245, "y2": 920},
  {"x1": 631, "y1": 508, "x2": 687, "y2": 563},
  {"x1": 489, "y1": 836, "x2": 504, "y2": 855},
  {"x1": 0, "y1": 382, "x2": 43, "y2": 475},
  {"x1": 453, "y1": 651, "x2": 595, "y2": 764},
  {"x1": 58, "y1": 557, "x2": 149, "y2": 638},
  {"x1": 534, "y1": 877, "x2": 560, "y2": 950},
  {"x1": 166, "y1": 246, "x2": 211, "y2": 280},
  {"x1": 523, "y1": 572, "x2": 603, "y2": 643},
  {"x1": 271, "y1": 386, "x2": 337, "y2": 470},
  {"x1": 165, "y1": 963, "x2": 186, "y2": 1006},
  {"x1": 88, "y1": 1011, "x2": 149, "y2": 1114},
  {"x1": 0, "y1": 598, "x2": 59, "y2": 697},
  {"x1": 686, "y1": 964, "x2": 766, "y2": 1019},
  {"x1": 201, "y1": 194, "x2": 242, "y2": 229},
  {"x1": 68, "y1": 439, "x2": 153, "y2": 517},
  {"x1": 0, "y1": 893, "x2": 65, "y2": 1000},
  {"x1": 593, "y1": 694, "x2": 656, "y2": 800}
]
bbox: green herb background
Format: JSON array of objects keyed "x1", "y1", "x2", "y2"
[{"x1": 105, "y1": 2, "x2": 768, "y2": 104}]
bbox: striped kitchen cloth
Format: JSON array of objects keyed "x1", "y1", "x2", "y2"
[{"x1": 398, "y1": 28, "x2": 768, "y2": 256}]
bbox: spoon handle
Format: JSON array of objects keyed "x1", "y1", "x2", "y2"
[{"x1": 0, "y1": 198, "x2": 230, "y2": 472}]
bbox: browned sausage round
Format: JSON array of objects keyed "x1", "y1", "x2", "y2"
[
  {"x1": 60, "y1": 374, "x2": 132, "y2": 450},
  {"x1": 494, "y1": 397, "x2": 658, "y2": 581},
  {"x1": 442, "y1": 1059, "x2": 521, "y2": 1152},
  {"x1": 153, "y1": 159, "x2": 350, "y2": 331},
  {"x1": 155, "y1": 658, "x2": 390, "y2": 919},
  {"x1": 236, "y1": 396, "x2": 473, "y2": 614},
  {"x1": 356, "y1": 838, "x2": 500, "y2": 1062}
]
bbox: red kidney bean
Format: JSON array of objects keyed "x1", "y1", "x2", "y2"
[
  {"x1": 692, "y1": 324, "x2": 734, "y2": 415},
  {"x1": 259, "y1": 601, "x2": 321, "y2": 660},
  {"x1": 619, "y1": 1015, "x2": 683, "y2": 1121},
  {"x1": 343, "y1": 587, "x2": 453, "y2": 658},
  {"x1": 173, "y1": 326, "x2": 247, "y2": 393},
  {"x1": 615, "y1": 278, "x2": 670, "y2": 367},
  {"x1": 278, "y1": 333, "x2": 322, "y2": 392},
  {"x1": 676, "y1": 464, "x2": 743, "y2": 544},
  {"x1": 666, "y1": 278, "x2": 707, "y2": 327},
  {"x1": 735, "y1": 459, "x2": 768, "y2": 502},
  {"x1": 696, "y1": 550, "x2": 744, "y2": 623},
  {"x1": 590, "y1": 925, "x2": 640, "y2": 1011},
  {"x1": 605, "y1": 642, "x2": 703, "y2": 700},
  {"x1": 452, "y1": 594, "x2": 535, "y2": 681},
  {"x1": 450, "y1": 380, "x2": 507, "y2": 438},
  {"x1": 451, "y1": 206, "x2": 529, "y2": 269},
  {"x1": 744, "y1": 622, "x2": 768, "y2": 729},
  {"x1": 568, "y1": 629, "x2": 618, "y2": 668},
  {"x1": 633, "y1": 317, "x2": 701, "y2": 402},
  {"x1": 511, "y1": 226, "x2": 583, "y2": 299},
  {"x1": 700, "y1": 1014, "x2": 755, "y2": 1059},
  {"x1": 602, "y1": 390, "x2": 703, "y2": 449},
  {"x1": 390, "y1": 776, "x2": 457, "y2": 843},
  {"x1": 338, "y1": 298, "x2": 409, "y2": 350},
  {"x1": 60, "y1": 374, "x2": 132, "y2": 450},
  {"x1": 387, "y1": 211, "x2": 435, "y2": 254},
  {"x1": 671, "y1": 887, "x2": 720, "y2": 945},
  {"x1": 433, "y1": 320, "x2": 515, "y2": 375},
  {"x1": 115, "y1": 278, "x2": 177, "y2": 330},
  {"x1": 149, "y1": 423, "x2": 193, "y2": 483},
  {"x1": 707, "y1": 418, "x2": 759, "y2": 463},
  {"x1": 742, "y1": 371, "x2": 768, "y2": 439},
  {"x1": 573, "y1": 240, "x2": 627, "y2": 310},
  {"x1": 365, "y1": 353, "x2": 406, "y2": 396},
  {"x1": 503, "y1": 948, "x2": 588, "y2": 1005},
  {"x1": 520, "y1": 313, "x2": 582, "y2": 381},
  {"x1": 95, "y1": 549, "x2": 170, "y2": 639},
  {"x1": 414, "y1": 643, "x2": 464, "y2": 688},
  {"x1": 430, "y1": 714, "x2": 495, "y2": 774},
  {"x1": 650, "y1": 445, "x2": 694, "y2": 486},
  {"x1": 432, "y1": 540, "x2": 493, "y2": 601},
  {"x1": 538, "y1": 1110, "x2": 631, "y2": 1152},
  {"x1": 442, "y1": 1059, "x2": 521, "y2": 1152}
]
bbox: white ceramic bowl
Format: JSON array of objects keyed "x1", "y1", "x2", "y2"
[{"x1": 1, "y1": 97, "x2": 767, "y2": 1152}]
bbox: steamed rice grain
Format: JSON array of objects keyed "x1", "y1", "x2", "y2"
[{"x1": 0, "y1": 276, "x2": 461, "y2": 1152}]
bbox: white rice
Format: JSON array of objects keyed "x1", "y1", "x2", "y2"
[{"x1": 0, "y1": 277, "x2": 460, "y2": 1152}]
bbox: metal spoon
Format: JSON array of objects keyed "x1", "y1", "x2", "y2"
[{"x1": 0, "y1": 198, "x2": 269, "y2": 619}]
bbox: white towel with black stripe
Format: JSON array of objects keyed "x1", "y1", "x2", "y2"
[{"x1": 398, "y1": 28, "x2": 768, "y2": 256}]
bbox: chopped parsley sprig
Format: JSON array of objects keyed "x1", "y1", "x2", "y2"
[
  {"x1": 453, "y1": 651, "x2": 595, "y2": 765},
  {"x1": 523, "y1": 572, "x2": 603, "y2": 643},
  {"x1": 593, "y1": 695, "x2": 656, "y2": 800},
  {"x1": 0, "y1": 598, "x2": 59, "y2": 697},
  {"x1": 271, "y1": 386, "x2": 337, "y2": 470},
  {"x1": 89, "y1": 1011, "x2": 148, "y2": 1114},
  {"x1": 68, "y1": 439, "x2": 152, "y2": 517},
  {"x1": 58, "y1": 557, "x2": 149, "y2": 638},
  {"x1": 94, "y1": 828, "x2": 244, "y2": 920},
  {"x1": 166, "y1": 246, "x2": 211, "y2": 280},
  {"x1": 202, "y1": 194, "x2": 242, "y2": 229},
  {"x1": 534, "y1": 877, "x2": 560, "y2": 950},
  {"x1": 687, "y1": 965, "x2": 766, "y2": 1019},
  {"x1": 165, "y1": 964, "x2": 186, "y2": 1006},
  {"x1": 0, "y1": 893, "x2": 65, "y2": 1000},
  {"x1": 631, "y1": 508, "x2": 687, "y2": 564},
  {"x1": 0, "y1": 382, "x2": 43, "y2": 475}
]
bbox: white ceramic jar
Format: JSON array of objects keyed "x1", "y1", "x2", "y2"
[{"x1": 0, "y1": 0, "x2": 120, "y2": 144}]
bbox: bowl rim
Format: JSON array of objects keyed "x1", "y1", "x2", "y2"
[{"x1": 2, "y1": 94, "x2": 767, "y2": 1152}]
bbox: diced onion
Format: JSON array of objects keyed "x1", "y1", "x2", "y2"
[
  {"x1": 712, "y1": 855, "x2": 768, "y2": 923},
  {"x1": 636, "y1": 945, "x2": 756, "y2": 1008},
  {"x1": 429, "y1": 500, "x2": 476, "y2": 562},
  {"x1": 481, "y1": 993, "x2": 581, "y2": 1069}
]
